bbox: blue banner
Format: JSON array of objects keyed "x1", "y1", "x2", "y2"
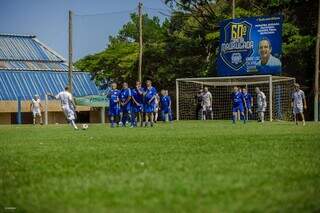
[{"x1": 217, "y1": 16, "x2": 283, "y2": 76}]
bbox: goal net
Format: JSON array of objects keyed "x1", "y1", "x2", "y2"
[{"x1": 176, "y1": 75, "x2": 295, "y2": 121}]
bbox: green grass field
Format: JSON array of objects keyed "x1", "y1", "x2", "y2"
[{"x1": 0, "y1": 121, "x2": 320, "y2": 213}]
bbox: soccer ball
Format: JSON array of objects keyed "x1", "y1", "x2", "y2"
[{"x1": 82, "y1": 124, "x2": 88, "y2": 130}]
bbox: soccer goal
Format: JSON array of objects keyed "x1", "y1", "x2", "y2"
[{"x1": 176, "y1": 75, "x2": 296, "y2": 121}]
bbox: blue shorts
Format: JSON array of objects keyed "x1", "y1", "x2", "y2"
[
  {"x1": 132, "y1": 104, "x2": 143, "y2": 113},
  {"x1": 109, "y1": 106, "x2": 120, "y2": 116},
  {"x1": 121, "y1": 103, "x2": 131, "y2": 113},
  {"x1": 246, "y1": 102, "x2": 251, "y2": 110},
  {"x1": 232, "y1": 104, "x2": 244, "y2": 113},
  {"x1": 144, "y1": 104, "x2": 155, "y2": 113},
  {"x1": 161, "y1": 107, "x2": 170, "y2": 114}
]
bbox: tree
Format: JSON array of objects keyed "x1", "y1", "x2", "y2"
[{"x1": 75, "y1": 0, "x2": 318, "y2": 118}]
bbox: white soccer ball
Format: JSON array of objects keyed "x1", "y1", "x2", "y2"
[{"x1": 82, "y1": 124, "x2": 88, "y2": 130}]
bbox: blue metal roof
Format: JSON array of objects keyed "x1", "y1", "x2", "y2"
[
  {"x1": 0, "y1": 70, "x2": 100, "y2": 100},
  {"x1": 2, "y1": 61, "x2": 68, "y2": 71},
  {"x1": 0, "y1": 34, "x2": 63, "y2": 62}
]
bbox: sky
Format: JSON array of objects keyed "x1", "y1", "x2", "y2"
[{"x1": 0, "y1": 0, "x2": 169, "y2": 60}]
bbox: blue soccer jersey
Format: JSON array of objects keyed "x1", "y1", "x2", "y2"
[
  {"x1": 243, "y1": 92, "x2": 252, "y2": 109},
  {"x1": 160, "y1": 95, "x2": 171, "y2": 113},
  {"x1": 108, "y1": 89, "x2": 120, "y2": 116},
  {"x1": 120, "y1": 88, "x2": 132, "y2": 112},
  {"x1": 144, "y1": 86, "x2": 157, "y2": 113},
  {"x1": 131, "y1": 87, "x2": 144, "y2": 113},
  {"x1": 231, "y1": 91, "x2": 244, "y2": 112}
]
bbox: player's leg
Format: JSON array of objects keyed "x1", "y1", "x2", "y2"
[
  {"x1": 293, "y1": 111, "x2": 298, "y2": 125},
  {"x1": 248, "y1": 108, "x2": 252, "y2": 120},
  {"x1": 38, "y1": 114, "x2": 43, "y2": 125},
  {"x1": 245, "y1": 108, "x2": 249, "y2": 121},
  {"x1": 260, "y1": 111, "x2": 265, "y2": 123},
  {"x1": 137, "y1": 112, "x2": 144, "y2": 127},
  {"x1": 69, "y1": 109, "x2": 78, "y2": 129},
  {"x1": 131, "y1": 109, "x2": 137, "y2": 127},
  {"x1": 145, "y1": 113, "x2": 149, "y2": 127},
  {"x1": 109, "y1": 107, "x2": 115, "y2": 127},
  {"x1": 300, "y1": 112, "x2": 306, "y2": 126},
  {"x1": 154, "y1": 108, "x2": 158, "y2": 123},
  {"x1": 110, "y1": 115, "x2": 115, "y2": 127},
  {"x1": 232, "y1": 106, "x2": 238, "y2": 123},
  {"x1": 209, "y1": 108, "x2": 213, "y2": 120},
  {"x1": 239, "y1": 105, "x2": 245, "y2": 124},
  {"x1": 33, "y1": 115, "x2": 36, "y2": 125},
  {"x1": 161, "y1": 110, "x2": 165, "y2": 122},
  {"x1": 122, "y1": 111, "x2": 127, "y2": 127},
  {"x1": 128, "y1": 108, "x2": 134, "y2": 127},
  {"x1": 67, "y1": 108, "x2": 78, "y2": 130},
  {"x1": 150, "y1": 112, "x2": 154, "y2": 127},
  {"x1": 119, "y1": 110, "x2": 124, "y2": 126},
  {"x1": 168, "y1": 110, "x2": 173, "y2": 123}
]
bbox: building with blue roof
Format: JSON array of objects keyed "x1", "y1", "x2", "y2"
[{"x1": 0, "y1": 33, "x2": 102, "y2": 124}]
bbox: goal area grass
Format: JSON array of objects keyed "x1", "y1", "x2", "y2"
[{"x1": 1, "y1": 121, "x2": 319, "y2": 212}]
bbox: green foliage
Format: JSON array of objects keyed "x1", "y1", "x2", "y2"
[{"x1": 75, "y1": 0, "x2": 317, "y2": 97}]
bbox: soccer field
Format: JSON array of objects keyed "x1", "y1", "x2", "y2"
[{"x1": 0, "y1": 121, "x2": 319, "y2": 213}]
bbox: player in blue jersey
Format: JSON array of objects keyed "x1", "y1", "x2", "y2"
[
  {"x1": 107, "y1": 82, "x2": 120, "y2": 128},
  {"x1": 144, "y1": 80, "x2": 157, "y2": 127},
  {"x1": 231, "y1": 86, "x2": 246, "y2": 124},
  {"x1": 131, "y1": 81, "x2": 145, "y2": 127},
  {"x1": 160, "y1": 89, "x2": 173, "y2": 123},
  {"x1": 242, "y1": 88, "x2": 253, "y2": 121},
  {"x1": 119, "y1": 82, "x2": 133, "y2": 127}
]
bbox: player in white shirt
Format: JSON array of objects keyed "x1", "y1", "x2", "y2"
[
  {"x1": 30, "y1": 94, "x2": 43, "y2": 125},
  {"x1": 202, "y1": 87, "x2": 213, "y2": 120},
  {"x1": 292, "y1": 83, "x2": 307, "y2": 126},
  {"x1": 255, "y1": 87, "x2": 267, "y2": 123},
  {"x1": 48, "y1": 86, "x2": 78, "y2": 130},
  {"x1": 154, "y1": 93, "x2": 160, "y2": 123}
]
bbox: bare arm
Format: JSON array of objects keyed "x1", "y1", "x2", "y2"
[
  {"x1": 243, "y1": 98, "x2": 247, "y2": 108},
  {"x1": 124, "y1": 96, "x2": 131, "y2": 105},
  {"x1": 131, "y1": 96, "x2": 140, "y2": 106},
  {"x1": 148, "y1": 95, "x2": 155, "y2": 104},
  {"x1": 47, "y1": 93, "x2": 56, "y2": 99}
]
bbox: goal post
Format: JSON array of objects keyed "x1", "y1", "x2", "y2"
[{"x1": 176, "y1": 75, "x2": 296, "y2": 121}]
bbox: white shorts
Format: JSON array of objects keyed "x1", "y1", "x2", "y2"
[
  {"x1": 202, "y1": 105, "x2": 212, "y2": 111},
  {"x1": 62, "y1": 105, "x2": 75, "y2": 120},
  {"x1": 32, "y1": 109, "x2": 41, "y2": 117},
  {"x1": 293, "y1": 106, "x2": 303, "y2": 114},
  {"x1": 257, "y1": 106, "x2": 266, "y2": 112}
]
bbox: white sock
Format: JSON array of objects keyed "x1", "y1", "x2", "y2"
[{"x1": 71, "y1": 120, "x2": 78, "y2": 129}]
